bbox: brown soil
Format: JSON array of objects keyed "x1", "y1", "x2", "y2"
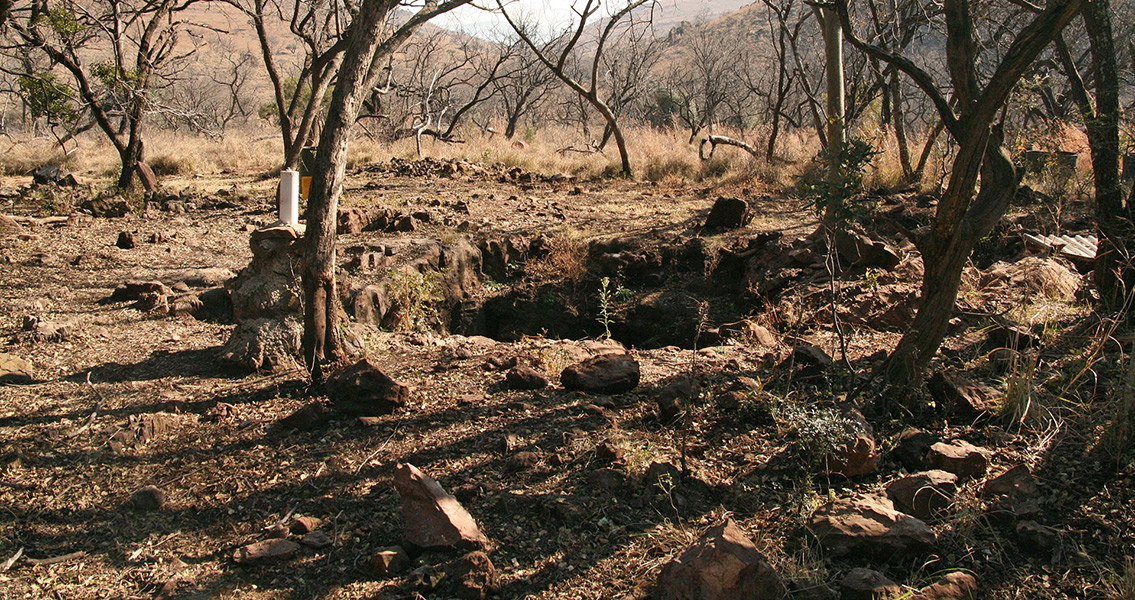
[{"x1": 0, "y1": 161, "x2": 1131, "y2": 600}]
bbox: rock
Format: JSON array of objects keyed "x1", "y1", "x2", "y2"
[
  {"x1": 561, "y1": 353, "x2": 640, "y2": 393},
  {"x1": 232, "y1": 539, "x2": 301, "y2": 565},
  {"x1": 131, "y1": 485, "x2": 167, "y2": 510},
  {"x1": 926, "y1": 441, "x2": 991, "y2": 480},
  {"x1": 1015, "y1": 520, "x2": 1058, "y2": 554},
  {"x1": 656, "y1": 376, "x2": 697, "y2": 423},
  {"x1": 354, "y1": 284, "x2": 392, "y2": 328},
  {"x1": 588, "y1": 467, "x2": 628, "y2": 490},
  {"x1": 826, "y1": 407, "x2": 879, "y2": 478},
  {"x1": 29, "y1": 319, "x2": 75, "y2": 342},
  {"x1": 808, "y1": 495, "x2": 936, "y2": 559},
  {"x1": 703, "y1": 197, "x2": 752, "y2": 230},
  {"x1": 0, "y1": 353, "x2": 32, "y2": 384},
  {"x1": 785, "y1": 344, "x2": 834, "y2": 377},
  {"x1": 81, "y1": 197, "x2": 131, "y2": 218},
  {"x1": 372, "y1": 546, "x2": 409, "y2": 576},
  {"x1": 324, "y1": 358, "x2": 410, "y2": 415},
  {"x1": 594, "y1": 440, "x2": 625, "y2": 464},
  {"x1": 645, "y1": 462, "x2": 683, "y2": 490},
  {"x1": 983, "y1": 257, "x2": 1081, "y2": 303},
  {"x1": 116, "y1": 231, "x2": 136, "y2": 249},
  {"x1": 885, "y1": 471, "x2": 958, "y2": 520},
  {"x1": 337, "y1": 207, "x2": 372, "y2": 234},
  {"x1": 983, "y1": 465, "x2": 1039, "y2": 499},
  {"x1": 290, "y1": 516, "x2": 323, "y2": 535},
  {"x1": 891, "y1": 429, "x2": 940, "y2": 472},
  {"x1": 278, "y1": 402, "x2": 327, "y2": 431},
  {"x1": 505, "y1": 365, "x2": 548, "y2": 390},
  {"x1": 654, "y1": 520, "x2": 787, "y2": 600},
  {"x1": 928, "y1": 371, "x2": 998, "y2": 416},
  {"x1": 300, "y1": 531, "x2": 333, "y2": 549},
  {"x1": 394, "y1": 463, "x2": 489, "y2": 550},
  {"x1": 439, "y1": 551, "x2": 498, "y2": 600},
  {"x1": 910, "y1": 572, "x2": 977, "y2": 600},
  {"x1": 834, "y1": 230, "x2": 901, "y2": 271},
  {"x1": 33, "y1": 164, "x2": 64, "y2": 185},
  {"x1": 839, "y1": 568, "x2": 903, "y2": 600},
  {"x1": 509, "y1": 451, "x2": 540, "y2": 470}
]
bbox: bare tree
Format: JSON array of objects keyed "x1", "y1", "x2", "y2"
[
  {"x1": 493, "y1": 36, "x2": 557, "y2": 139},
  {"x1": 226, "y1": 0, "x2": 353, "y2": 168},
  {"x1": 8, "y1": 0, "x2": 205, "y2": 192},
  {"x1": 498, "y1": 0, "x2": 655, "y2": 177},
  {"x1": 835, "y1": 0, "x2": 1085, "y2": 390},
  {"x1": 301, "y1": 0, "x2": 471, "y2": 377},
  {"x1": 1049, "y1": 0, "x2": 1129, "y2": 311}
]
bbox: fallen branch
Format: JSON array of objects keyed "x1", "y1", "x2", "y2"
[
  {"x1": 27, "y1": 551, "x2": 85, "y2": 567},
  {"x1": 0, "y1": 548, "x2": 22, "y2": 572},
  {"x1": 699, "y1": 135, "x2": 761, "y2": 161},
  {"x1": 2, "y1": 215, "x2": 70, "y2": 226},
  {"x1": 0, "y1": 479, "x2": 37, "y2": 490}
]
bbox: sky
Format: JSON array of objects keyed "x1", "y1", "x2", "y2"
[{"x1": 433, "y1": 0, "x2": 616, "y2": 38}]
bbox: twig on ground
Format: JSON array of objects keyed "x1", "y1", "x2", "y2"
[
  {"x1": 26, "y1": 551, "x2": 85, "y2": 567},
  {"x1": 0, "y1": 548, "x2": 22, "y2": 572},
  {"x1": 65, "y1": 373, "x2": 104, "y2": 439}
]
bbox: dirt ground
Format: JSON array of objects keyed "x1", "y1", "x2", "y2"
[{"x1": 0, "y1": 160, "x2": 1132, "y2": 600}]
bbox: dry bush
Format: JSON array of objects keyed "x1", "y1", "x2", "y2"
[{"x1": 0, "y1": 137, "x2": 77, "y2": 176}]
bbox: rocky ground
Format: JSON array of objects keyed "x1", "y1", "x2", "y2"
[{"x1": 0, "y1": 158, "x2": 1132, "y2": 600}]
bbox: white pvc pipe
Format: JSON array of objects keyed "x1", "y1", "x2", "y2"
[{"x1": 279, "y1": 169, "x2": 300, "y2": 226}]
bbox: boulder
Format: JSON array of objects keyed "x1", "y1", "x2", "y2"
[
  {"x1": 808, "y1": 495, "x2": 936, "y2": 559},
  {"x1": 505, "y1": 365, "x2": 548, "y2": 390},
  {"x1": 278, "y1": 402, "x2": 328, "y2": 431},
  {"x1": 885, "y1": 470, "x2": 958, "y2": 520},
  {"x1": 656, "y1": 376, "x2": 697, "y2": 423},
  {"x1": 81, "y1": 197, "x2": 131, "y2": 218},
  {"x1": 825, "y1": 407, "x2": 879, "y2": 478},
  {"x1": 839, "y1": 568, "x2": 903, "y2": 600},
  {"x1": 1015, "y1": 520, "x2": 1058, "y2": 554},
  {"x1": 440, "y1": 551, "x2": 498, "y2": 600},
  {"x1": 116, "y1": 231, "x2": 136, "y2": 249},
  {"x1": 834, "y1": 230, "x2": 901, "y2": 271},
  {"x1": 324, "y1": 358, "x2": 410, "y2": 415},
  {"x1": 393, "y1": 463, "x2": 489, "y2": 551},
  {"x1": 703, "y1": 197, "x2": 752, "y2": 230},
  {"x1": 232, "y1": 539, "x2": 301, "y2": 565},
  {"x1": 909, "y1": 572, "x2": 977, "y2": 600},
  {"x1": 0, "y1": 354, "x2": 34, "y2": 384},
  {"x1": 290, "y1": 516, "x2": 323, "y2": 535},
  {"x1": 983, "y1": 465, "x2": 1039, "y2": 500},
  {"x1": 890, "y1": 429, "x2": 940, "y2": 472},
  {"x1": 354, "y1": 284, "x2": 392, "y2": 329},
  {"x1": 561, "y1": 353, "x2": 640, "y2": 393},
  {"x1": 928, "y1": 371, "x2": 998, "y2": 416},
  {"x1": 926, "y1": 441, "x2": 991, "y2": 480},
  {"x1": 655, "y1": 520, "x2": 787, "y2": 600}
]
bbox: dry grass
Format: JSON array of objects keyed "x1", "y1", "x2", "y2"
[{"x1": 0, "y1": 121, "x2": 955, "y2": 199}]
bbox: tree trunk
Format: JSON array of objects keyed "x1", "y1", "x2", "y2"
[
  {"x1": 1078, "y1": 1, "x2": 1130, "y2": 312},
  {"x1": 891, "y1": 70, "x2": 913, "y2": 180},
  {"x1": 301, "y1": 1, "x2": 393, "y2": 377}
]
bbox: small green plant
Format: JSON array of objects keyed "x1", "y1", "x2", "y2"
[
  {"x1": 797, "y1": 139, "x2": 881, "y2": 225},
  {"x1": 385, "y1": 269, "x2": 444, "y2": 332},
  {"x1": 597, "y1": 276, "x2": 614, "y2": 339},
  {"x1": 775, "y1": 401, "x2": 856, "y2": 469},
  {"x1": 1106, "y1": 557, "x2": 1135, "y2": 600},
  {"x1": 999, "y1": 350, "x2": 1039, "y2": 424},
  {"x1": 862, "y1": 267, "x2": 883, "y2": 293}
]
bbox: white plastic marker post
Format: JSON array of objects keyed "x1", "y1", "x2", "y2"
[{"x1": 279, "y1": 169, "x2": 300, "y2": 226}]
